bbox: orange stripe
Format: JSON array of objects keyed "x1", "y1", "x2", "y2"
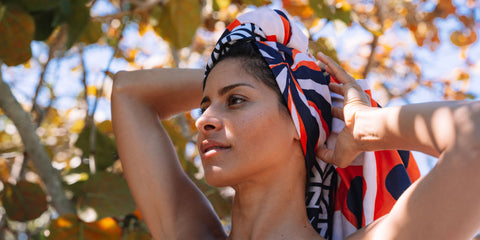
[
  {"x1": 269, "y1": 62, "x2": 288, "y2": 69},
  {"x1": 308, "y1": 100, "x2": 330, "y2": 137},
  {"x1": 297, "y1": 110, "x2": 307, "y2": 153},
  {"x1": 292, "y1": 60, "x2": 321, "y2": 71},
  {"x1": 266, "y1": 35, "x2": 277, "y2": 42},
  {"x1": 279, "y1": 15, "x2": 290, "y2": 45},
  {"x1": 364, "y1": 89, "x2": 378, "y2": 107},
  {"x1": 288, "y1": 86, "x2": 307, "y2": 153},
  {"x1": 227, "y1": 19, "x2": 240, "y2": 31}
]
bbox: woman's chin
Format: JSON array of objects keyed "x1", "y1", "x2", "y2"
[{"x1": 204, "y1": 167, "x2": 236, "y2": 187}]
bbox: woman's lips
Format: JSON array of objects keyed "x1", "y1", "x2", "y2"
[{"x1": 200, "y1": 139, "x2": 231, "y2": 157}]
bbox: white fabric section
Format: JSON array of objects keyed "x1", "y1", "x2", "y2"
[
  {"x1": 291, "y1": 53, "x2": 316, "y2": 69},
  {"x1": 258, "y1": 49, "x2": 274, "y2": 60},
  {"x1": 306, "y1": 186, "x2": 321, "y2": 208},
  {"x1": 297, "y1": 78, "x2": 332, "y2": 105},
  {"x1": 236, "y1": 7, "x2": 309, "y2": 52},
  {"x1": 264, "y1": 41, "x2": 279, "y2": 50},
  {"x1": 332, "y1": 211, "x2": 358, "y2": 240},
  {"x1": 363, "y1": 151, "x2": 377, "y2": 225},
  {"x1": 291, "y1": 81, "x2": 329, "y2": 144},
  {"x1": 276, "y1": 67, "x2": 288, "y2": 94}
]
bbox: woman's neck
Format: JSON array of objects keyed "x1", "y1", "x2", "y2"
[{"x1": 227, "y1": 160, "x2": 323, "y2": 240}]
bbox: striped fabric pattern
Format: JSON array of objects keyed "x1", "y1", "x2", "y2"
[{"x1": 204, "y1": 7, "x2": 421, "y2": 239}]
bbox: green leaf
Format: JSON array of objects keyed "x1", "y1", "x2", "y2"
[
  {"x1": 151, "y1": 0, "x2": 202, "y2": 49},
  {"x1": 78, "y1": 20, "x2": 102, "y2": 44},
  {"x1": 76, "y1": 172, "x2": 136, "y2": 220},
  {"x1": 242, "y1": 0, "x2": 270, "y2": 7},
  {"x1": 18, "y1": 0, "x2": 61, "y2": 12},
  {"x1": 0, "y1": 4, "x2": 34, "y2": 66},
  {"x1": 334, "y1": 5, "x2": 351, "y2": 25},
  {"x1": 31, "y1": 10, "x2": 56, "y2": 41},
  {"x1": 48, "y1": 214, "x2": 122, "y2": 240},
  {"x1": 2, "y1": 180, "x2": 48, "y2": 222},
  {"x1": 65, "y1": 0, "x2": 90, "y2": 49},
  {"x1": 309, "y1": 0, "x2": 333, "y2": 19},
  {"x1": 74, "y1": 126, "x2": 118, "y2": 171},
  {"x1": 213, "y1": 0, "x2": 230, "y2": 11},
  {"x1": 309, "y1": 37, "x2": 339, "y2": 64},
  {"x1": 0, "y1": 4, "x2": 6, "y2": 21},
  {"x1": 123, "y1": 229, "x2": 152, "y2": 240}
]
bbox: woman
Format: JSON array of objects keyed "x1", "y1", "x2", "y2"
[{"x1": 112, "y1": 7, "x2": 480, "y2": 239}]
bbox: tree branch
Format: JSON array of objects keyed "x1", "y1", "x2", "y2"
[
  {"x1": 30, "y1": 51, "x2": 54, "y2": 116},
  {"x1": 362, "y1": 35, "x2": 378, "y2": 79},
  {"x1": 0, "y1": 64, "x2": 75, "y2": 215},
  {"x1": 79, "y1": 46, "x2": 89, "y2": 123},
  {"x1": 85, "y1": 15, "x2": 127, "y2": 174},
  {"x1": 92, "y1": 0, "x2": 164, "y2": 22}
]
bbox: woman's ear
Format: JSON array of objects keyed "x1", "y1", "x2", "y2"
[{"x1": 290, "y1": 121, "x2": 300, "y2": 141}]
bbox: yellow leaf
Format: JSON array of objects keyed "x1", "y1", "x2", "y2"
[
  {"x1": 450, "y1": 29, "x2": 477, "y2": 47},
  {"x1": 215, "y1": 0, "x2": 231, "y2": 10},
  {"x1": 125, "y1": 49, "x2": 138, "y2": 63},
  {"x1": 283, "y1": 0, "x2": 314, "y2": 20},
  {"x1": 457, "y1": 71, "x2": 469, "y2": 81},
  {"x1": 70, "y1": 119, "x2": 85, "y2": 134},
  {"x1": 23, "y1": 60, "x2": 31, "y2": 69},
  {"x1": 151, "y1": 0, "x2": 202, "y2": 49},
  {"x1": 87, "y1": 85, "x2": 97, "y2": 96},
  {"x1": 71, "y1": 64, "x2": 82, "y2": 72},
  {"x1": 0, "y1": 157, "x2": 10, "y2": 182},
  {"x1": 44, "y1": 108, "x2": 63, "y2": 126},
  {"x1": 138, "y1": 21, "x2": 151, "y2": 36},
  {"x1": 97, "y1": 120, "x2": 113, "y2": 134}
]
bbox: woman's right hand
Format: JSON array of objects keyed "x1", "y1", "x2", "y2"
[{"x1": 315, "y1": 52, "x2": 374, "y2": 168}]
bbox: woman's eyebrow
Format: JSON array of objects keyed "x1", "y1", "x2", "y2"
[
  {"x1": 201, "y1": 83, "x2": 255, "y2": 106},
  {"x1": 218, "y1": 83, "x2": 255, "y2": 96}
]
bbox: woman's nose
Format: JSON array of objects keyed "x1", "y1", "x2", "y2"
[{"x1": 195, "y1": 108, "x2": 223, "y2": 133}]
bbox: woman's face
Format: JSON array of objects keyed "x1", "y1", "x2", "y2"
[{"x1": 196, "y1": 58, "x2": 302, "y2": 187}]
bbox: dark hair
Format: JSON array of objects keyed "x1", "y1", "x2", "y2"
[{"x1": 206, "y1": 40, "x2": 287, "y2": 109}]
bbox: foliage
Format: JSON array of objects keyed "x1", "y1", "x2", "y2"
[{"x1": 0, "y1": 0, "x2": 478, "y2": 239}]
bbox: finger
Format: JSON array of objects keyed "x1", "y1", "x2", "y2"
[
  {"x1": 331, "y1": 106, "x2": 344, "y2": 121},
  {"x1": 316, "y1": 60, "x2": 326, "y2": 70},
  {"x1": 331, "y1": 130, "x2": 358, "y2": 168},
  {"x1": 328, "y1": 82, "x2": 344, "y2": 96},
  {"x1": 315, "y1": 146, "x2": 334, "y2": 164},
  {"x1": 317, "y1": 52, "x2": 355, "y2": 85}
]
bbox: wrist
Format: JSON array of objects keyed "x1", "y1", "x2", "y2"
[{"x1": 353, "y1": 108, "x2": 386, "y2": 151}]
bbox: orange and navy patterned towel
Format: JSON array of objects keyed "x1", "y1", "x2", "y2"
[{"x1": 204, "y1": 7, "x2": 421, "y2": 239}]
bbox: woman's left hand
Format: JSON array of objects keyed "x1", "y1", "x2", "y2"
[{"x1": 315, "y1": 52, "x2": 373, "y2": 168}]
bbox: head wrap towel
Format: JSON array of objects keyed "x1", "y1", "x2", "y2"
[{"x1": 204, "y1": 7, "x2": 421, "y2": 239}]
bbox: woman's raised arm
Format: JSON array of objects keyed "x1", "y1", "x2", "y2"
[
  {"x1": 111, "y1": 68, "x2": 226, "y2": 239},
  {"x1": 316, "y1": 52, "x2": 480, "y2": 239}
]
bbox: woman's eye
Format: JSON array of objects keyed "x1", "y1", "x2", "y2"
[
  {"x1": 227, "y1": 95, "x2": 246, "y2": 106},
  {"x1": 200, "y1": 104, "x2": 209, "y2": 113}
]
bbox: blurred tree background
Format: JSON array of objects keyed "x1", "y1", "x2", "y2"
[{"x1": 0, "y1": 0, "x2": 478, "y2": 239}]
